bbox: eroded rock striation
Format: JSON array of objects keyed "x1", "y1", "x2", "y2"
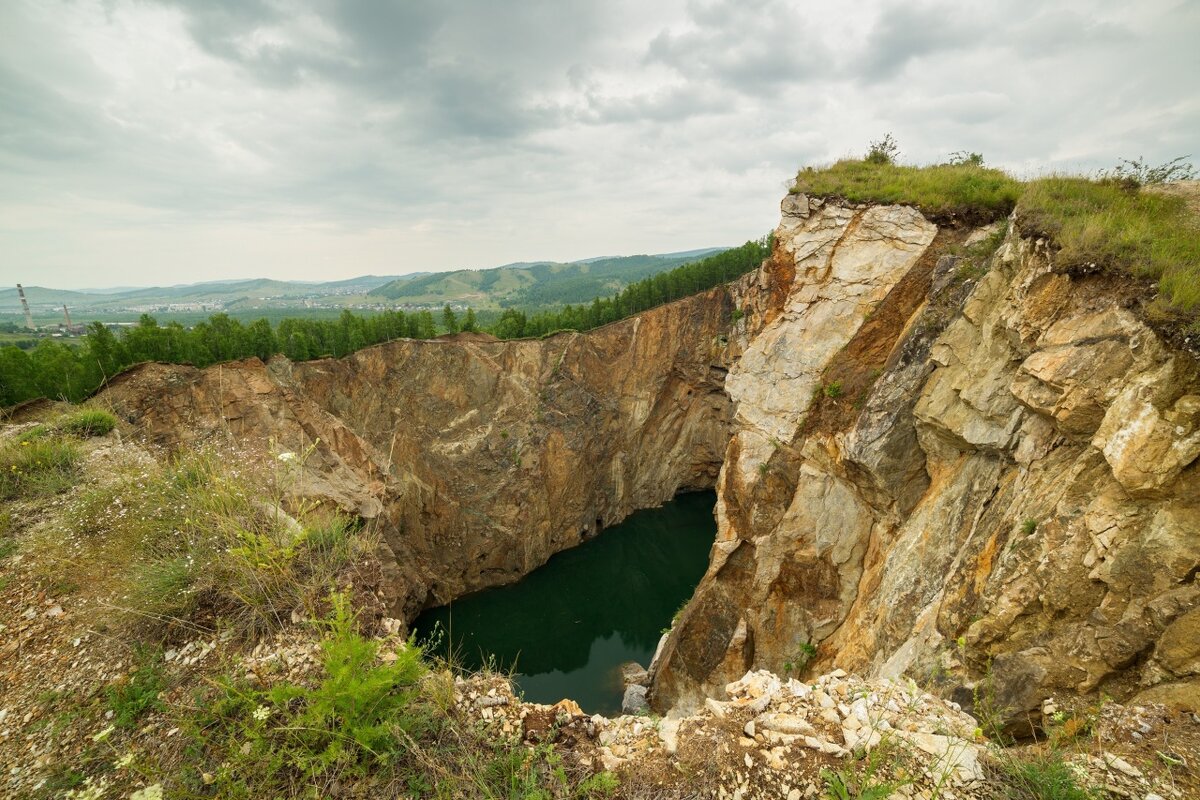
[{"x1": 98, "y1": 190, "x2": 1200, "y2": 722}]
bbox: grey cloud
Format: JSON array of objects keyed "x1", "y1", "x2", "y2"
[{"x1": 645, "y1": 0, "x2": 831, "y2": 92}]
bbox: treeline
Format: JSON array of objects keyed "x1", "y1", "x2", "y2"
[
  {"x1": 0, "y1": 238, "x2": 768, "y2": 406},
  {"x1": 0, "y1": 308, "x2": 477, "y2": 406},
  {"x1": 490, "y1": 237, "x2": 770, "y2": 338}
]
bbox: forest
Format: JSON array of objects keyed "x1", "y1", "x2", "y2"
[{"x1": 0, "y1": 237, "x2": 768, "y2": 407}]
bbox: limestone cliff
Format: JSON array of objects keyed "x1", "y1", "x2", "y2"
[{"x1": 651, "y1": 193, "x2": 1200, "y2": 725}]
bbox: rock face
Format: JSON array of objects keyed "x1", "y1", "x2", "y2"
[
  {"x1": 98, "y1": 190, "x2": 1200, "y2": 721},
  {"x1": 651, "y1": 195, "x2": 1200, "y2": 724},
  {"x1": 99, "y1": 290, "x2": 735, "y2": 618}
]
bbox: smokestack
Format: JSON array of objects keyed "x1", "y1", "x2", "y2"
[
  {"x1": 16, "y1": 284, "x2": 34, "y2": 330},
  {"x1": 63, "y1": 304, "x2": 73, "y2": 330}
]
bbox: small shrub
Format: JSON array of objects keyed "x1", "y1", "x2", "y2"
[
  {"x1": 0, "y1": 436, "x2": 81, "y2": 500},
  {"x1": 783, "y1": 641, "x2": 818, "y2": 674},
  {"x1": 1021, "y1": 519, "x2": 1038, "y2": 536},
  {"x1": 731, "y1": 308, "x2": 745, "y2": 324},
  {"x1": 949, "y1": 151, "x2": 985, "y2": 167},
  {"x1": 57, "y1": 409, "x2": 117, "y2": 438},
  {"x1": 1101, "y1": 155, "x2": 1195, "y2": 187},
  {"x1": 824, "y1": 382, "x2": 844, "y2": 399},
  {"x1": 866, "y1": 133, "x2": 900, "y2": 165}
]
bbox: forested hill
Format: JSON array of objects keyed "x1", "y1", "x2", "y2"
[{"x1": 366, "y1": 251, "x2": 725, "y2": 308}]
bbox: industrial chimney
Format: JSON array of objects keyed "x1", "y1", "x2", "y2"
[{"x1": 16, "y1": 284, "x2": 34, "y2": 330}]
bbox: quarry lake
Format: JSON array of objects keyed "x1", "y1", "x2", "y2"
[{"x1": 413, "y1": 491, "x2": 717, "y2": 715}]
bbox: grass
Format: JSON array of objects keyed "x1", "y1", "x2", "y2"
[
  {"x1": 42, "y1": 447, "x2": 373, "y2": 638},
  {"x1": 106, "y1": 647, "x2": 166, "y2": 728},
  {"x1": 996, "y1": 749, "x2": 1099, "y2": 800},
  {"x1": 792, "y1": 159, "x2": 1022, "y2": 222},
  {"x1": 56, "y1": 409, "x2": 117, "y2": 438},
  {"x1": 0, "y1": 435, "x2": 81, "y2": 500},
  {"x1": 1016, "y1": 176, "x2": 1200, "y2": 319}
]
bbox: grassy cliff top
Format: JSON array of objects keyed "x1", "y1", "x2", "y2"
[
  {"x1": 791, "y1": 159, "x2": 1022, "y2": 222},
  {"x1": 792, "y1": 158, "x2": 1200, "y2": 326}
]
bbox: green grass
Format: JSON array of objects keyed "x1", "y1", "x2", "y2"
[
  {"x1": 996, "y1": 749, "x2": 1099, "y2": 800},
  {"x1": 179, "y1": 593, "x2": 619, "y2": 798},
  {"x1": 106, "y1": 647, "x2": 166, "y2": 728},
  {"x1": 48, "y1": 448, "x2": 373, "y2": 638},
  {"x1": 0, "y1": 435, "x2": 81, "y2": 500},
  {"x1": 56, "y1": 408, "x2": 117, "y2": 438},
  {"x1": 1016, "y1": 176, "x2": 1200, "y2": 318},
  {"x1": 791, "y1": 159, "x2": 1022, "y2": 221}
]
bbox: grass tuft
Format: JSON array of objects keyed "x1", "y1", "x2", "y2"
[
  {"x1": 996, "y1": 749, "x2": 1099, "y2": 800},
  {"x1": 0, "y1": 435, "x2": 81, "y2": 500},
  {"x1": 56, "y1": 409, "x2": 117, "y2": 438}
]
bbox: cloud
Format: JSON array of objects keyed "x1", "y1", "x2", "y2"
[{"x1": 0, "y1": 0, "x2": 1196, "y2": 288}]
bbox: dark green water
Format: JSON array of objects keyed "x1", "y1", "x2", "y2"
[{"x1": 412, "y1": 491, "x2": 716, "y2": 716}]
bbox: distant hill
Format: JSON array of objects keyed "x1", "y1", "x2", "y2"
[
  {"x1": 0, "y1": 275, "x2": 407, "y2": 314},
  {"x1": 368, "y1": 250, "x2": 727, "y2": 308}
]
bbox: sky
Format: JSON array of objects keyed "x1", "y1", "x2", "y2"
[{"x1": 1, "y1": 0, "x2": 1197, "y2": 289}]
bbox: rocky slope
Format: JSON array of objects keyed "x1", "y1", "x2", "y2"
[
  {"x1": 93, "y1": 189, "x2": 1200, "y2": 726},
  {"x1": 651, "y1": 193, "x2": 1200, "y2": 729}
]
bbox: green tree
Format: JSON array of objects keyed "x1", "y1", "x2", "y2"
[{"x1": 441, "y1": 304, "x2": 458, "y2": 334}]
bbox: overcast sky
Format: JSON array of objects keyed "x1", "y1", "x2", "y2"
[{"x1": 1, "y1": 0, "x2": 1197, "y2": 289}]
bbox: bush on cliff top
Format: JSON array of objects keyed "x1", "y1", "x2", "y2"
[{"x1": 791, "y1": 158, "x2": 1022, "y2": 222}]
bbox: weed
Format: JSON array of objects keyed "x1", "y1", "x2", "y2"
[
  {"x1": 783, "y1": 641, "x2": 818, "y2": 675},
  {"x1": 731, "y1": 307, "x2": 745, "y2": 324},
  {"x1": 106, "y1": 647, "x2": 166, "y2": 728},
  {"x1": 820, "y1": 738, "x2": 908, "y2": 799},
  {"x1": 1100, "y1": 155, "x2": 1195, "y2": 187},
  {"x1": 188, "y1": 593, "x2": 426, "y2": 792},
  {"x1": 1021, "y1": 520, "x2": 1038, "y2": 536},
  {"x1": 995, "y1": 749, "x2": 1099, "y2": 800},
  {"x1": 824, "y1": 382, "x2": 843, "y2": 399},
  {"x1": 17, "y1": 425, "x2": 50, "y2": 443},
  {"x1": 47, "y1": 448, "x2": 371, "y2": 638}
]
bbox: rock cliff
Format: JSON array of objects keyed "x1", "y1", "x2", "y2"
[
  {"x1": 97, "y1": 190, "x2": 1200, "y2": 723},
  {"x1": 651, "y1": 194, "x2": 1200, "y2": 726},
  {"x1": 100, "y1": 291, "x2": 734, "y2": 619}
]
